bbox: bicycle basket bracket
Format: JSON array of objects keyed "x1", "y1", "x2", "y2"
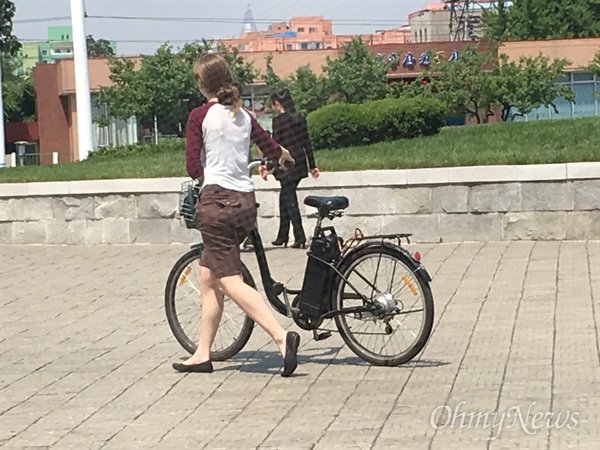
[{"x1": 179, "y1": 180, "x2": 199, "y2": 229}]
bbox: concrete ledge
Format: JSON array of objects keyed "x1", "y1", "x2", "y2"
[
  {"x1": 1, "y1": 162, "x2": 599, "y2": 198},
  {"x1": 1, "y1": 163, "x2": 598, "y2": 244}
]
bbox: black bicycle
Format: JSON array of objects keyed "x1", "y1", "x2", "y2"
[{"x1": 165, "y1": 159, "x2": 434, "y2": 366}]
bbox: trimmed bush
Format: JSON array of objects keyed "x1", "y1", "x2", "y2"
[
  {"x1": 307, "y1": 96, "x2": 447, "y2": 150},
  {"x1": 306, "y1": 103, "x2": 365, "y2": 151},
  {"x1": 87, "y1": 139, "x2": 184, "y2": 160}
]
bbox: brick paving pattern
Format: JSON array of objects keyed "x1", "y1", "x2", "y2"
[{"x1": 0, "y1": 241, "x2": 598, "y2": 449}]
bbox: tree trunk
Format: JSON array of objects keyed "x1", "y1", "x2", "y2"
[{"x1": 501, "y1": 105, "x2": 511, "y2": 121}]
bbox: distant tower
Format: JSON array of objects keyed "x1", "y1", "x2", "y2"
[
  {"x1": 242, "y1": 4, "x2": 258, "y2": 34},
  {"x1": 444, "y1": 0, "x2": 483, "y2": 41}
]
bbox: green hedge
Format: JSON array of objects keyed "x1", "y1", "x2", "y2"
[
  {"x1": 87, "y1": 97, "x2": 447, "y2": 159},
  {"x1": 307, "y1": 97, "x2": 447, "y2": 150},
  {"x1": 86, "y1": 139, "x2": 184, "y2": 160}
]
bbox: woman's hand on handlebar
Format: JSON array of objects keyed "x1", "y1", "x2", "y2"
[{"x1": 258, "y1": 165, "x2": 269, "y2": 181}]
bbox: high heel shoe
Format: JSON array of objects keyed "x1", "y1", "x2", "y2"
[
  {"x1": 290, "y1": 240, "x2": 306, "y2": 249},
  {"x1": 271, "y1": 237, "x2": 288, "y2": 247}
]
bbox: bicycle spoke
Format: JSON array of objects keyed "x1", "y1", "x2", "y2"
[
  {"x1": 167, "y1": 251, "x2": 252, "y2": 358},
  {"x1": 336, "y1": 250, "x2": 428, "y2": 362}
]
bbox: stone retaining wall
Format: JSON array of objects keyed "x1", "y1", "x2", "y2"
[{"x1": 1, "y1": 162, "x2": 598, "y2": 245}]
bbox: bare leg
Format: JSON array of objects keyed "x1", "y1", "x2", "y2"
[
  {"x1": 218, "y1": 274, "x2": 287, "y2": 356},
  {"x1": 183, "y1": 266, "x2": 223, "y2": 365}
]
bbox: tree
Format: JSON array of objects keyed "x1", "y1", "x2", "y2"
[
  {"x1": 589, "y1": 50, "x2": 600, "y2": 99},
  {"x1": 1, "y1": 57, "x2": 35, "y2": 122},
  {"x1": 494, "y1": 53, "x2": 575, "y2": 121},
  {"x1": 262, "y1": 54, "x2": 289, "y2": 92},
  {"x1": 286, "y1": 65, "x2": 328, "y2": 115},
  {"x1": 95, "y1": 41, "x2": 257, "y2": 136},
  {"x1": 483, "y1": 0, "x2": 600, "y2": 41},
  {"x1": 323, "y1": 37, "x2": 390, "y2": 104},
  {"x1": 262, "y1": 37, "x2": 390, "y2": 115},
  {"x1": 262, "y1": 55, "x2": 328, "y2": 115},
  {"x1": 87, "y1": 35, "x2": 115, "y2": 58},
  {"x1": 481, "y1": 0, "x2": 511, "y2": 42},
  {"x1": 1, "y1": 0, "x2": 35, "y2": 123},
  {"x1": 1, "y1": 0, "x2": 20, "y2": 56},
  {"x1": 420, "y1": 48, "x2": 576, "y2": 123},
  {"x1": 262, "y1": 54, "x2": 328, "y2": 115},
  {"x1": 429, "y1": 50, "x2": 498, "y2": 123}
]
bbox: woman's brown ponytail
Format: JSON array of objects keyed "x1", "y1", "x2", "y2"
[
  {"x1": 216, "y1": 83, "x2": 241, "y2": 117},
  {"x1": 193, "y1": 54, "x2": 241, "y2": 117}
]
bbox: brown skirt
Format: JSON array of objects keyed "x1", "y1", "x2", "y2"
[{"x1": 195, "y1": 184, "x2": 257, "y2": 279}]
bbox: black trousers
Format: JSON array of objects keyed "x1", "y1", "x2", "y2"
[{"x1": 277, "y1": 177, "x2": 305, "y2": 242}]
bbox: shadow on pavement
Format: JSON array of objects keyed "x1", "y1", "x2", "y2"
[{"x1": 213, "y1": 349, "x2": 449, "y2": 375}]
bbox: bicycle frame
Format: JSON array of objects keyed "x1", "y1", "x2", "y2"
[{"x1": 245, "y1": 208, "x2": 430, "y2": 325}]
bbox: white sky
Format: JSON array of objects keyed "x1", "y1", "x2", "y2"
[{"x1": 12, "y1": 0, "x2": 433, "y2": 55}]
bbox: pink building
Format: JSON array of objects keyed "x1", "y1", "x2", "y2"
[{"x1": 218, "y1": 15, "x2": 410, "y2": 52}]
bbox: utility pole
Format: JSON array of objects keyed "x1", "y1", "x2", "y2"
[
  {"x1": 0, "y1": 50, "x2": 5, "y2": 169},
  {"x1": 445, "y1": 0, "x2": 482, "y2": 41},
  {"x1": 70, "y1": 0, "x2": 93, "y2": 160}
]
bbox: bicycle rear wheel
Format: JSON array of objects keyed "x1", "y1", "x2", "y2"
[
  {"x1": 164, "y1": 247, "x2": 255, "y2": 360},
  {"x1": 332, "y1": 244, "x2": 434, "y2": 366}
]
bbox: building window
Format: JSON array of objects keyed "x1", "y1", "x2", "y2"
[
  {"x1": 572, "y1": 82, "x2": 596, "y2": 117},
  {"x1": 309, "y1": 27, "x2": 317, "y2": 33},
  {"x1": 573, "y1": 72, "x2": 594, "y2": 82},
  {"x1": 54, "y1": 49, "x2": 61, "y2": 54},
  {"x1": 298, "y1": 42, "x2": 321, "y2": 50},
  {"x1": 286, "y1": 44, "x2": 293, "y2": 50},
  {"x1": 515, "y1": 72, "x2": 598, "y2": 121},
  {"x1": 298, "y1": 27, "x2": 305, "y2": 32},
  {"x1": 424, "y1": 29, "x2": 428, "y2": 41},
  {"x1": 419, "y1": 30, "x2": 423, "y2": 42},
  {"x1": 41, "y1": 50, "x2": 48, "y2": 56},
  {"x1": 414, "y1": 32, "x2": 418, "y2": 42}
]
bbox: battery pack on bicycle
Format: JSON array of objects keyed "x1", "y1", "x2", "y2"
[{"x1": 296, "y1": 230, "x2": 341, "y2": 320}]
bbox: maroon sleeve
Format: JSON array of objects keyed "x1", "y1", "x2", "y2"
[
  {"x1": 250, "y1": 114, "x2": 282, "y2": 160},
  {"x1": 185, "y1": 104, "x2": 214, "y2": 180}
]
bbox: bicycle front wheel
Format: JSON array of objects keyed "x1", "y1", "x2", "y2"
[
  {"x1": 332, "y1": 244, "x2": 434, "y2": 366},
  {"x1": 164, "y1": 247, "x2": 255, "y2": 360}
]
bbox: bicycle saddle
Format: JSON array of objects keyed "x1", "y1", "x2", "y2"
[{"x1": 304, "y1": 195, "x2": 349, "y2": 216}]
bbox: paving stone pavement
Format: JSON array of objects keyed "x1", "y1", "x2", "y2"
[{"x1": 0, "y1": 240, "x2": 599, "y2": 450}]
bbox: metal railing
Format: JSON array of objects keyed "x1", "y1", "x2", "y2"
[{"x1": 7, "y1": 152, "x2": 69, "y2": 167}]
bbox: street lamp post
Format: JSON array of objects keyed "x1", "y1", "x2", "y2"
[
  {"x1": 70, "y1": 0, "x2": 94, "y2": 160},
  {"x1": 0, "y1": 50, "x2": 6, "y2": 169}
]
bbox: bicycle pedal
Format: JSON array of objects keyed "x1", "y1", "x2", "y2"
[{"x1": 313, "y1": 330, "x2": 332, "y2": 341}]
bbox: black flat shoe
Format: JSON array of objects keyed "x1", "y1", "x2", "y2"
[
  {"x1": 282, "y1": 331, "x2": 300, "y2": 377},
  {"x1": 172, "y1": 360, "x2": 214, "y2": 373}
]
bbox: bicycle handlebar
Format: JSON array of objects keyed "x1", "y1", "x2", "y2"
[
  {"x1": 248, "y1": 158, "x2": 294, "y2": 171},
  {"x1": 189, "y1": 158, "x2": 293, "y2": 185}
]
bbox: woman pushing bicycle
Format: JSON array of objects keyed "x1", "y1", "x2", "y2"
[{"x1": 173, "y1": 53, "x2": 300, "y2": 377}]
